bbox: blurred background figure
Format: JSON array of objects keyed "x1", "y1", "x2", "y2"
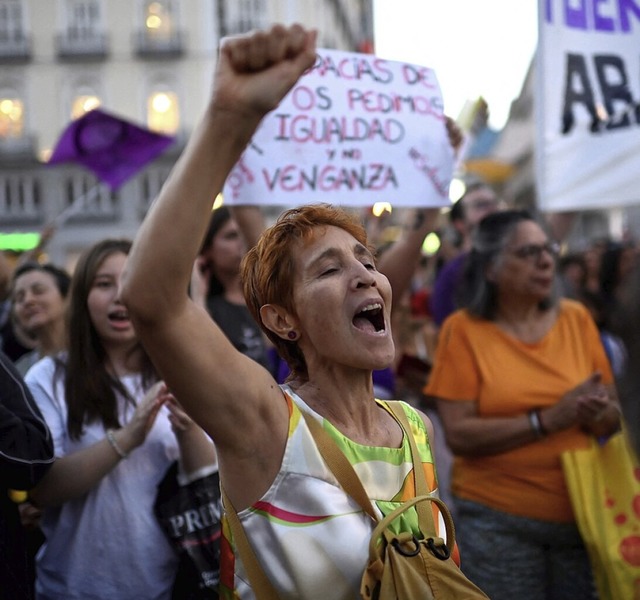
[
  {"x1": 598, "y1": 240, "x2": 637, "y2": 325},
  {"x1": 0, "y1": 225, "x2": 59, "y2": 364},
  {"x1": 11, "y1": 263, "x2": 71, "y2": 376},
  {"x1": 25, "y1": 238, "x2": 216, "y2": 600},
  {"x1": 557, "y1": 252, "x2": 587, "y2": 300},
  {"x1": 581, "y1": 238, "x2": 609, "y2": 296},
  {"x1": 426, "y1": 210, "x2": 620, "y2": 600},
  {"x1": 613, "y1": 261, "x2": 640, "y2": 459},
  {"x1": 193, "y1": 206, "x2": 272, "y2": 372},
  {"x1": 0, "y1": 349, "x2": 54, "y2": 600},
  {"x1": 430, "y1": 179, "x2": 501, "y2": 328},
  {"x1": 0, "y1": 252, "x2": 34, "y2": 363}
]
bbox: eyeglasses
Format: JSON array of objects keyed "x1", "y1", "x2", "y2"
[
  {"x1": 467, "y1": 199, "x2": 499, "y2": 212},
  {"x1": 508, "y1": 241, "x2": 560, "y2": 261}
]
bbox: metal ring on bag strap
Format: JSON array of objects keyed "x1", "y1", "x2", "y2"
[
  {"x1": 426, "y1": 537, "x2": 451, "y2": 561},
  {"x1": 369, "y1": 494, "x2": 455, "y2": 562},
  {"x1": 391, "y1": 536, "x2": 421, "y2": 557}
]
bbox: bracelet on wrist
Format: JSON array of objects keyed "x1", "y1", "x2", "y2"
[
  {"x1": 527, "y1": 409, "x2": 547, "y2": 439},
  {"x1": 106, "y1": 429, "x2": 129, "y2": 459}
]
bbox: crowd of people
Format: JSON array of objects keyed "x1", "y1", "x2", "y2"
[{"x1": 0, "y1": 22, "x2": 637, "y2": 600}]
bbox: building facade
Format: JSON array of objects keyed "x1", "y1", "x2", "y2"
[{"x1": 0, "y1": 0, "x2": 374, "y2": 268}]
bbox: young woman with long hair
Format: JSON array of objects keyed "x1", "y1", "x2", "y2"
[{"x1": 25, "y1": 238, "x2": 215, "y2": 600}]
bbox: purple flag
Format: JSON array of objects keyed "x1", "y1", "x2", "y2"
[{"x1": 48, "y1": 108, "x2": 175, "y2": 190}]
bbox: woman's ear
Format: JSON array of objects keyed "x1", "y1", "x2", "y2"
[
  {"x1": 485, "y1": 259, "x2": 499, "y2": 283},
  {"x1": 260, "y1": 304, "x2": 298, "y2": 341}
]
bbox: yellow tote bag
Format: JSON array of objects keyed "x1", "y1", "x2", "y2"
[{"x1": 562, "y1": 429, "x2": 640, "y2": 600}]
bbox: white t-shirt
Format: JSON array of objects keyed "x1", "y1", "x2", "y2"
[{"x1": 26, "y1": 357, "x2": 180, "y2": 600}]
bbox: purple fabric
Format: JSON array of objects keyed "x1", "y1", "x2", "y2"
[
  {"x1": 430, "y1": 252, "x2": 468, "y2": 326},
  {"x1": 48, "y1": 108, "x2": 175, "y2": 190},
  {"x1": 275, "y1": 357, "x2": 395, "y2": 397}
]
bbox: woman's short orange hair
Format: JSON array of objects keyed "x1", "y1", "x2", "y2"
[{"x1": 242, "y1": 204, "x2": 370, "y2": 381}]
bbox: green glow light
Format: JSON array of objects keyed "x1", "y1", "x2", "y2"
[
  {"x1": 0, "y1": 233, "x2": 40, "y2": 251},
  {"x1": 422, "y1": 232, "x2": 441, "y2": 255}
]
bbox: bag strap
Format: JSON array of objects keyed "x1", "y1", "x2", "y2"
[
  {"x1": 221, "y1": 487, "x2": 280, "y2": 600},
  {"x1": 300, "y1": 409, "x2": 379, "y2": 521},
  {"x1": 385, "y1": 401, "x2": 436, "y2": 537},
  {"x1": 385, "y1": 402, "x2": 429, "y2": 494},
  {"x1": 301, "y1": 401, "x2": 442, "y2": 541}
]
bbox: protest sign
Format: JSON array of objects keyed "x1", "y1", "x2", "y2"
[
  {"x1": 223, "y1": 48, "x2": 454, "y2": 208},
  {"x1": 537, "y1": 0, "x2": 640, "y2": 211}
]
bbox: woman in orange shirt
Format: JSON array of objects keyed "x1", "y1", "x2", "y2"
[{"x1": 425, "y1": 210, "x2": 620, "y2": 600}]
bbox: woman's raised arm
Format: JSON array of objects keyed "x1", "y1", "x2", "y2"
[
  {"x1": 120, "y1": 25, "x2": 317, "y2": 506},
  {"x1": 122, "y1": 25, "x2": 316, "y2": 325}
]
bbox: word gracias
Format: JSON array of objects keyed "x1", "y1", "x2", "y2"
[{"x1": 308, "y1": 53, "x2": 437, "y2": 88}]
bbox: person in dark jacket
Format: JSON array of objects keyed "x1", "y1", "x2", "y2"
[{"x1": 0, "y1": 349, "x2": 54, "y2": 600}]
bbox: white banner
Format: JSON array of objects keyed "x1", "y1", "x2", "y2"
[
  {"x1": 223, "y1": 49, "x2": 454, "y2": 208},
  {"x1": 537, "y1": 0, "x2": 640, "y2": 211}
]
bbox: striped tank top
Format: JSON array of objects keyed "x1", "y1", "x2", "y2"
[{"x1": 219, "y1": 385, "x2": 444, "y2": 600}]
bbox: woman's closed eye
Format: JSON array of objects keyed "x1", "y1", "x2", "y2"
[
  {"x1": 320, "y1": 266, "x2": 339, "y2": 277},
  {"x1": 320, "y1": 259, "x2": 375, "y2": 276}
]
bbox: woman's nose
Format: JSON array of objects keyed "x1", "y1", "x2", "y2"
[
  {"x1": 353, "y1": 263, "x2": 376, "y2": 288},
  {"x1": 20, "y1": 291, "x2": 35, "y2": 306},
  {"x1": 537, "y1": 251, "x2": 555, "y2": 267}
]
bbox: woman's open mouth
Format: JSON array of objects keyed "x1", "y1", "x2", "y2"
[{"x1": 352, "y1": 302, "x2": 385, "y2": 333}]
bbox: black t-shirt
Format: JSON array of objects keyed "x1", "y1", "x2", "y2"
[{"x1": 206, "y1": 295, "x2": 271, "y2": 370}]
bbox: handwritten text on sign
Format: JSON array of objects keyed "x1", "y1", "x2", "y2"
[{"x1": 223, "y1": 49, "x2": 454, "y2": 208}]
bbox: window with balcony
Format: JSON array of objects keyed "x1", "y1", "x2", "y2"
[
  {"x1": 63, "y1": 174, "x2": 118, "y2": 222},
  {"x1": 66, "y1": 75, "x2": 103, "y2": 121},
  {"x1": 147, "y1": 89, "x2": 179, "y2": 135},
  {"x1": 0, "y1": 172, "x2": 42, "y2": 224},
  {"x1": 0, "y1": 0, "x2": 30, "y2": 61},
  {"x1": 145, "y1": 1, "x2": 173, "y2": 39},
  {"x1": 0, "y1": 86, "x2": 35, "y2": 158},
  {"x1": 57, "y1": 0, "x2": 108, "y2": 60},
  {"x1": 71, "y1": 93, "x2": 101, "y2": 119},
  {"x1": 0, "y1": 93, "x2": 24, "y2": 139},
  {"x1": 136, "y1": 0, "x2": 183, "y2": 58},
  {"x1": 139, "y1": 164, "x2": 171, "y2": 216},
  {"x1": 217, "y1": 0, "x2": 267, "y2": 36}
]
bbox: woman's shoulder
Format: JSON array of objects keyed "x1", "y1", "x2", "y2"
[
  {"x1": 380, "y1": 399, "x2": 422, "y2": 423},
  {"x1": 24, "y1": 354, "x2": 62, "y2": 384},
  {"x1": 379, "y1": 400, "x2": 430, "y2": 441},
  {"x1": 442, "y1": 308, "x2": 488, "y2": 328},
  {"x1": 438, "y1": 309, "x2": 491, "y2": 344},
  {"x1": 15, "y1": 349, "x2": 40, "y2": 377},
  {"x1": 556, "y1": 297, "x2": 592, "y2": 323}
]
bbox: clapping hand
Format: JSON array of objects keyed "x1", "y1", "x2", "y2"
[
  {"x1": 549, "y1": 372, "x2": 617, "y2": 434},
  {"x1": 123, "y1": 381, "x2": 168, "y2": 448},
  {"x1": 165, "y1": 393, "x2": 198, "y2": 437}
]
